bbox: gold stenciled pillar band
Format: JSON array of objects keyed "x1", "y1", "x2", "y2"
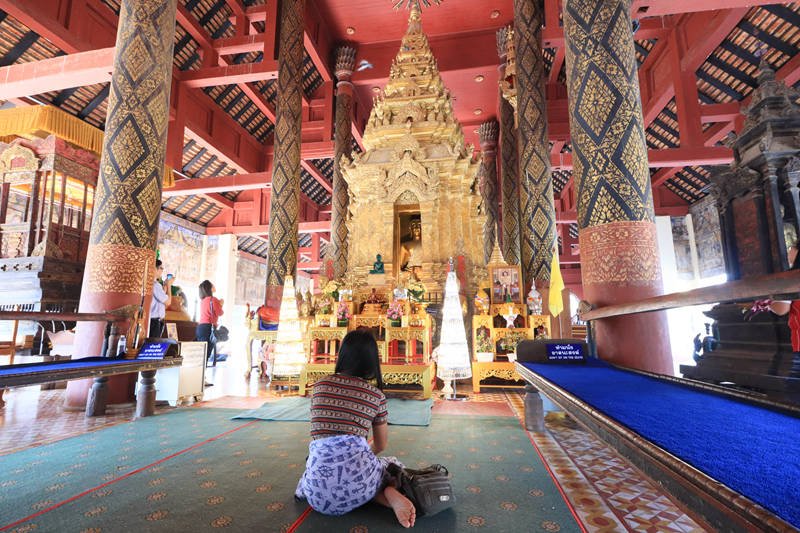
[
  {"x1": 579, "y1": 222, "x2": 661, "y2": 284},
  {"x1": 497, "y1": 27, "x2": 521, "y2": 266},
  {"x1": 564, "y1": 0, "x2": 670, "y2": 374},
  {"x1": 514, "y1": 0, "x2": 556, "y2": 287},
  {"x1": 479, "y1": 120, "x2": 499, "y2": 265},
  {"x1": 85, "y1": 0, "x2": 178, "y2": 294},
  {"x1": 266, "y1": 0, "x2": 305, "y2": 305},
  {"x1": 332, "y1": 46, "x2": 356, "y2": 280}
]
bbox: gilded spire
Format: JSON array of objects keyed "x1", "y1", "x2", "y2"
[
  {"x1": 407, "y1": 3, "x2": 422, "y2": 34},
  {"x1": 488, "y1": 235, "x2": 508, "y2": 266},
  {"x1": 362, "y1": 1, "x2": 466, "y2": 154}
]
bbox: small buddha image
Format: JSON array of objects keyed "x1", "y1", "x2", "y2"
[
  {"x1": 781, "y1": 205, "x2": 798, "y2": 268},
  {"x1": 369, "y1": 253, "x2": 385, "y2": 274},
  {"x1": 366, "y1": 287, "x2": 385, "y2": 303}
]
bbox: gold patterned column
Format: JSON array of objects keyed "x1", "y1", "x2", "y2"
[
  {"x1": 498, "y1": 27, "x2": 521, "y2": 266},
  {"x1": 479, "y1": 120, "x2": 499, "y2": 264},
  {"x1": 332, "y1": 46, "x2": 356, "y2": 279},
  {"x1": 564, "y1": 0, "x2": 671, "y2": 373},
  {"x1": 265, "y1": 0, "x2": 304, "y2": 313},
  {"x1": 514, "y1": 0, "x2": 557, "y2": 289},
  {"x1": 68, "y1": 0, "x2": 178, "y2": 408}
]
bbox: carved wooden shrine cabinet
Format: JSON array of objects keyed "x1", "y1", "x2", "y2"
[
  {"x1": 471, "y1": 251, "x2": 550, "y2": 392},
  {"x1": 682, "y1": 61, "x2": 800, "y2": 401},
  {"x1": 0, "y1": 136, "x2": 97, "y2": 313}
]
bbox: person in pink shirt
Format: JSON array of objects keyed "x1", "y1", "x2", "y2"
[{"x1": 196, "y1": 280, "x2": 224, "y2": 373}]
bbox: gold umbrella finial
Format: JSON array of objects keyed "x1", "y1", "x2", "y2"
[{"x1": 393, "y1": 0, "x2": 443, "y2": 11}]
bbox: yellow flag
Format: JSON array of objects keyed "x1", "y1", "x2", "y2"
[{"x1": 548, "y1": 250, "x2": 565, "y2": 317}]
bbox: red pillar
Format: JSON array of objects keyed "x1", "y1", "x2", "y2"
[{"x1": 563, "y1": 0, "x2": 672, "y2": 373}]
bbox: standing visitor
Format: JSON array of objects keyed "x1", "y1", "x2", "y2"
[
  {"x1": 295, "y1": 329, "x2": 416, "y2": 528},
  {"x1": 196, "y1": 280, "x2": 224, "y2": 378},
  {"x1": 149, "y1": 260, "x2": 173, "y2": 338},
  {"x1": 768, "y1": 299, "x2": 800, "y2": 377}
]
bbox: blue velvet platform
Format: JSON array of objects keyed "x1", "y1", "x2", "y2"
[
  {"x1": 0, "y1": 357, "x2": 134, "y2": 377},
  {"x1": 520, "y1": 360, "x2": 800, "y2": 528}
]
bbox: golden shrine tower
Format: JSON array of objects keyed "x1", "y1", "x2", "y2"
[{"x1": 341, "y1": 6, "x2": 485, "y2": 295}]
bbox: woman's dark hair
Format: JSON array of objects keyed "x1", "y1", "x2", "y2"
[
  {"x1": 334, "y1": 329, "x2": 383, "y2": 389},
  {"x1": 199, "y1": 280, "x2": 214, "y2": 299}
]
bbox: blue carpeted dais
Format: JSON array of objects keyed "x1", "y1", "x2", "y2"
[
  {"x1": 522, "y1": 360, "x2": 800, "y2": 528},
  {"x1": 0, "y1": 357, "x2": 135, "y2": 376}
]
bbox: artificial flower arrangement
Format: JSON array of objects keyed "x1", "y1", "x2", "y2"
[
  {"x1": 499, "y1": 331, "x2": 526, "y2": 353},
  {"x1": 386, "y1": 299, "x2": 404, "y2": 321},
  {"x1": 322, "y1": 280, "x2": 341, "y2": 299},
  {"x1": 475, "y1": 330, "x2": 494, "y2": 353},
  {"x1": 406, "y1": 279, "x2": 426, "y2": 300},
  {"x1": 744, "y1": 298, "x2": 772, "y2": 320},
  {"x1": 336, "y1": 301, "x2": 352, "y2": 322}
]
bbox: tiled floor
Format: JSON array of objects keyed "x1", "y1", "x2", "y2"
[
  {"x1": 504, "y1": 392, "x2": 710, "y2": 532},
  {"x1": 0, "y1": 358, "x2": 711, "y2": 531}
]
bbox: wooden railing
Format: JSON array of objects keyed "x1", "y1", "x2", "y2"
[
  {"x1": 0, "y1": 308, "x2": 137, "y2": 364},
  {"x1": 579, "y1": 270, "x2": 800, "y2": 321}
]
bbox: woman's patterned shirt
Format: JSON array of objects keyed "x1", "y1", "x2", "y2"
[{"x1": 310, "y1": 374, "x2": 388, "y2": 440}]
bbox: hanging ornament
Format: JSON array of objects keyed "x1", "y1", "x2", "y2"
[{"x1": 393, "y1": 0, "x2": 442, "y2": 9}]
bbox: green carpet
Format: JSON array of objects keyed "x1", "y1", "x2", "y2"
[
  {"x1": 232, "y1": 396, "x2": 434, "y2": 426},
  {"x1": 0, "y1": 409, "x2": 255, "y2": 527},
  {"x1": 296, "y1": 416, "x2": 581, "y2": 532},
  {"x1": 0, "y1": 411, "x2": 581, "y2": 532}
]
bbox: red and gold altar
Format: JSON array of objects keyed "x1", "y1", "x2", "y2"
[
  {"x1": 300, "y1": 290, "x2": 434, "y2": 399},
  {"x1": 293, "y1": 7, "x2": 488, "y2": 397}
]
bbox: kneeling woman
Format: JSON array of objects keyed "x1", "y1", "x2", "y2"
[{"x1": 295, "y1": 330, "x2": 416, "y2": 528}]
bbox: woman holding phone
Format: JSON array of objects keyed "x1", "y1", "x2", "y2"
[{"x1": 196, "y1": 280, "x2": 224, "y2": 377}]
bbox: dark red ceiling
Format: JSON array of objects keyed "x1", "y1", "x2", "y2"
[{"x1": 314, "y1": 0, "x2": 514, "y2": 44}]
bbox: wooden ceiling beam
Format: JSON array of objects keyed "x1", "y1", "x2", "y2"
[
  {"x1": 267, "y1": 140, "x2": 335, "y2": 160},
  {"x1": 640, "y1": 8, "x2": 747, "y2": 127},
  {"x1": 0, "y1": 0, "x2": 89, "y2": 54},
  {"x1": 214, "y1": 33, "x2": 267, "y2": 56},
  {"x1": 181, "y1": 61, "x2": 278, "y2": 88},
  {"x1": 163, "y1": 172, "x2": 271, "y2": 197},
  {"x1": 551, "y1": 146, "x2": 733, "y2": 172},
  {"x1": 204, "y1": 193, "x2": 235, "y2": 210},
  {"x1": 224, "y1": 0, "x2": 246, "y2": 18},
  {"x1": 300, "y1": 160, "x2": 332, "y2": 194},
  {"x1": 0, "y1": 46, "x2": 114, "y2": 100},
  {"x1": 206, "y1": 220, "x2": 331, "y2": 236},
  {"x1": 631, "y1": 0, "x2": 785, "y2": 18}
]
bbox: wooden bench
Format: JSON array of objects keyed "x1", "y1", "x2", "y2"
[{"x1": 0, "y1": 356, "x2": 183, "y2": 417}]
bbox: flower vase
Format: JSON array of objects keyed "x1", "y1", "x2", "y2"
[
  {"x1": 390, "y1": 319, "x2": 401, "y2": 327},
  {"x1": 476, "y1": 352, "x2": 494, "y2": 363},
  {"x1": 337, "y1": 320, "x2": 349, "y2": 328}
]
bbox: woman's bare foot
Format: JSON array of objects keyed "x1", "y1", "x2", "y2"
[{"x1": 383, "y1": 486, "x2": 416, "y2": 528}]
